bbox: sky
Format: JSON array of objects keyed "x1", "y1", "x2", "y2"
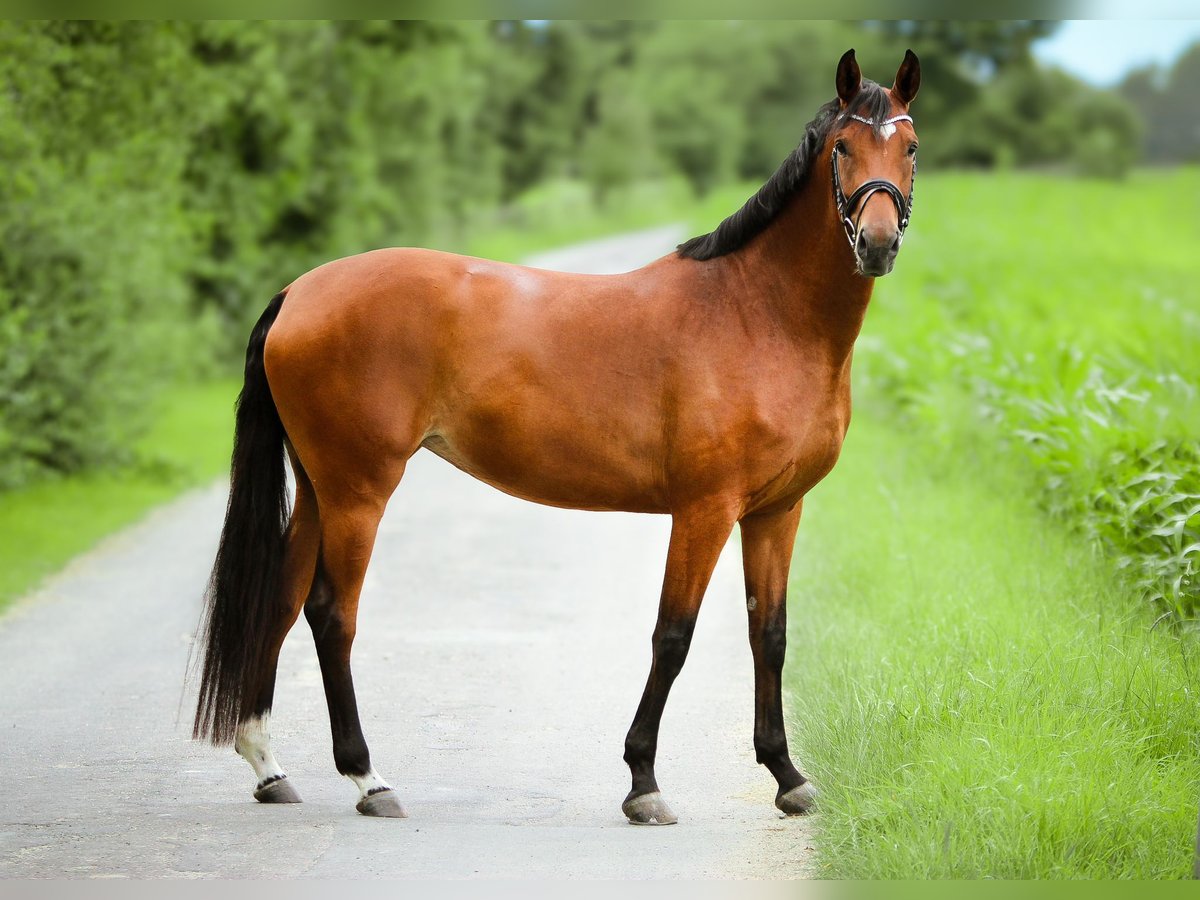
[{"x1": 1033, "y1": 19, "x2": 1200, "y2": 85}]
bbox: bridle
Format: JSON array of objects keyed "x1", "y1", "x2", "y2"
[{"x1": 831, "y1": 112, "x2": 916, "y2": 251}]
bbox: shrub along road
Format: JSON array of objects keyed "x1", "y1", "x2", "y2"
[{"x1": 0, "y1": 226, "x2": 817, "y2": 879}]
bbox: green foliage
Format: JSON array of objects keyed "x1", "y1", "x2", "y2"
[
  {"x1": 180, "y1": 21, "x2": 509, "y2": 342},
  {"x1": 931, "y1": 64, "x2": 1141, "y2": 177},
  {"x1": 625, "y1": 21, "x2": 862, "y2": 196},
  {"x1": 869, "y1": 21, "x2": 1142, "y2": 177},
  {"x1": 1000, "y1": 370, "x2": 1198, "y2": 621},
  {"x1": 0, "y1": 21, "x2": 520, "y2": 489},
  {"x1": 0, "y1": 22, "x2": 204, "y2": 488},
  {"x1": 1071, "y1": 90, "x2": 1141, "y2": 178},
  {"x1": 580, "y1": 73, "x2": 659, "y2": 207}
]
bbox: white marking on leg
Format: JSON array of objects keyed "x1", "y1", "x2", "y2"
[
  {"x1": 234, "y1": 714, "x2": 287, "y2": 786},
  {"x1": 747, "y1": 595, "x2": 758, "y2": 611},
  {"x1": 348, "y1": 768, "x2": 393, "y2": 799}
]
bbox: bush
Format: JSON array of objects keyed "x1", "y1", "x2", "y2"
[
  {"x1": 0, "y1": 23, "x2": 204, "y2": 487},
  {"x1": 0, "y1": 22, "x2": 514, "y2": 487},
  {"x1": 1010, "y1": 369, "x2": 1200, "y2": 621}
]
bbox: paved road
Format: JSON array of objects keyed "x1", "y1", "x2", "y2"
[{"x1": 0, "y1": 226, "x2": 817, "y2": 879}]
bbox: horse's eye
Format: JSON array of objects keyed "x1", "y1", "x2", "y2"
[
  {"x1": 834, "y1": 140, "x2": 848, "y2": 156},
  {"x1": 907, "y1": 143, "x2": 918, "y2": 157}
]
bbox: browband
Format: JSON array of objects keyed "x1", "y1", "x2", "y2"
[{"x1": 847, "y1": 113, "x2": 914, "y2": 128}]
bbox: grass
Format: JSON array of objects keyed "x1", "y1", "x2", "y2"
[
  {"x1": 785, "y1": 415, "x2": 1200, "y2": 878},
  {"x1": 0, "y1": 378, "x2": 238, "y2": 613},
  {"x1": 865, "y1": 170, "x2": 1200, "y2": 623},
  {"x1": 865, "y1": 170, "x2": 1199, "y2": 622},
  {"x1": 878, "y1": 170, "x2": 1200, "y2": 623}
]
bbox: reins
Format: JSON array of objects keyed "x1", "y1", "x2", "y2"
[{"x1": 831, "y1": 113, "x2": 915, "y2": 251}]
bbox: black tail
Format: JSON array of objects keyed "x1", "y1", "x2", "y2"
[{"x1": 193, "y1": 291, "x2": 291, "y2": 745}]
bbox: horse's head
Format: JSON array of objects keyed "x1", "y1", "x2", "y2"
[{"x1": 828, "y1": 49, "x2": 921, "y2": 277}]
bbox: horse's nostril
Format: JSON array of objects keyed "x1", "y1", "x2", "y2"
[
  {"x1": 890, "y1": 234, "x2": 901, "y2": 254},
  {"x1": 855, "y1": 232, "x2": 868, "y2": 256}
]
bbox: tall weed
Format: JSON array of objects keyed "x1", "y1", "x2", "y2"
[{"x1": 856, "y1": 169, "x2": 1200, "y2": 624}]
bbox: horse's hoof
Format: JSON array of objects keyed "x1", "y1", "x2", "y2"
[
  {"x1": 622, "y1": 791, "x2": 678, "y2": 825},
  {"x1": 776, "y1": 781, "x2": 817, "y2": 815},
  {"x1": 356, "y1": 788, "x2": 407, "y2": 818},
  {"x1": 254, "y1": 776, "x2": 302, "y2": 804}
]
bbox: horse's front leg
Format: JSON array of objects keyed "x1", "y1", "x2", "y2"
[
  {"x1": 622, "y1": 502, "x2": 738, "y2": 825},
  {"x1": 740, "y1": 501, "x2": 816, "y2": 815}
]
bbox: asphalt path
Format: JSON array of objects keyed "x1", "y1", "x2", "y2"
[{"x1": 0, "y1": 225, "x2": 817, "y2": 879}]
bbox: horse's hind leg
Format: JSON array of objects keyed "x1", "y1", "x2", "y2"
[
  {"x1": 740, "y1": 503, "x2": 815, "y2": 815},
  {"x1": 304, "y1": 486, "x2": 405, "y2": 818},
  {"x1": 622, "y1": 502, "x2": 738, "y2": 825},
  {"x1": 233, "y1": 449, "x2": 321, "y2": 803}
]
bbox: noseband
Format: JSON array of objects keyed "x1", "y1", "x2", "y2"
[{"x1": 831, "y1": 113, "x2": 916, "y2": 251}]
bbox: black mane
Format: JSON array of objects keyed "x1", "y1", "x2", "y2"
[{"x1": 676, "y1": 81, "x2": 894, "y2": 260}]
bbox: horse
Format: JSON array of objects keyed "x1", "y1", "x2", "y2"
[{"x1": 192, "y1": 48, "x2": 921, "y2": 825}]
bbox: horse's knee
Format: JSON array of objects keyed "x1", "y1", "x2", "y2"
[
  {"x1": 753, "y1": 599, "x2": 788, "y2": 670},
  {"x1": 652, "y1": 622, "x2": 694, "y2": 676},
  {"x1": 303, "y1": 567, "x2": 356, "y2": 648},
  {"x1": 761, "y1": 622, "x2": 786, "y2": 670}
]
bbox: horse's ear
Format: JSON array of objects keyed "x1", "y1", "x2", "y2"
[
  {"x1": 836, "y1": 48, "x2": 861, "y2": 106},
  {"x1": 892, "y1": 49, "x2": 921, "y2": 106}
]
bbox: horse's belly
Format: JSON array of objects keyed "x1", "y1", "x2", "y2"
[{"x1": 421, "y1": 426, "x2": 670, "y2": 514}]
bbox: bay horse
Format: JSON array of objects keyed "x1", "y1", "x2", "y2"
[{"x1": 193, "y1": 48, "x2": 921, "y2": 824}]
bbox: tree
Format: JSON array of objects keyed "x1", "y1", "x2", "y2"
[
  {"x1": 580, "y1": 76, "x2": 657, "y2": 207},
  {"x1": 1119, "y1": 41, "x2": 1200, "y2": 163},
  {"x1": 0, "y1": 22, "x2": 207, "y2": 486}
]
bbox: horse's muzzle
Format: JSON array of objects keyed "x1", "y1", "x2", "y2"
[{"x1": 854, "y1": 227, "x2": 901, "y2": 277}]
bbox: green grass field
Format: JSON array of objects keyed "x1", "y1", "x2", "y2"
[
  {"x1": 786, "y1": 416, "x2": 1199, "y2": 878},
  {"x1": 868, "y1": 169, "x2": 1200, "y2": 623}
]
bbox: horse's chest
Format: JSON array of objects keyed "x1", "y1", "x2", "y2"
[{"x1": 743, "y1": 384, "x2": 851, "y2": 511}]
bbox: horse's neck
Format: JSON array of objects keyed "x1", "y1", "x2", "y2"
[{"x1": 732, "y1": 178, "x2": 874, "y2": 365}]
